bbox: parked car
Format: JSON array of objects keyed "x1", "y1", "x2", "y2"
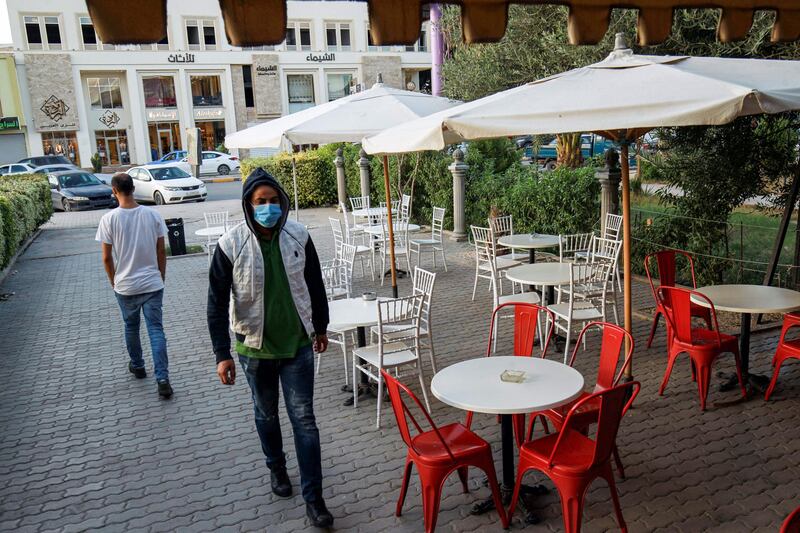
[
  {"x1": 0, "y1": 162, "x2": 37, "y2": 176},
  {"x1": 152, "y1": 150, "x2": 240, "y2": 176},
  {"x1": 126, "y1": 163, "x2": 208, "y2": 205},
  {"x1": 525, "y1": 134, "x2": 636, "y2": 170},
  {"x1": 152, "y1": 150, "x2": 187, "y2": 164},
  {"x1": 33, "y1": 164, "x2": 80, "y2": 174},
  {"x1": 46, "y1": 170, "x2": 117, "y2": 212},
  {"x1": 18, "y1": 155, "x2": 73, "y2": 167}
]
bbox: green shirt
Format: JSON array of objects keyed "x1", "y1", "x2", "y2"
[{"x1": 235, "y1": 234, "x2": 311, "y2": 359}]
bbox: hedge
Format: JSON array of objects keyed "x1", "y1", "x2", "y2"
[
  {"x1": 240, "y1": 151, "x2": 338, "y2": 208},
  {"x1": 0, "y1": 173, "x2": 53, "y2": 269}
]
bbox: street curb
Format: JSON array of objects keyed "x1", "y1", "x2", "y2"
[
  {"x1": 201, "y1": 176, "x2": 240, "y2": 183},
  {"x1": 0, "y1": 229, "x2": 42, "y2": 287}
]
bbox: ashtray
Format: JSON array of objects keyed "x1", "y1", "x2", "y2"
[
  {"x1": 362, "y1": 292, "x2": 377, "y2": 301},
  {"x1": 500, "y1": 370, "x2": 526, "y2": 383}
]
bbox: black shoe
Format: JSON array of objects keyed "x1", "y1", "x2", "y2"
[
  {"x1": 306, "y1": 499, "x2": 333, "y2": 528},
  {"x1": 157, "y1": 380, "x2": 173, "y2": 398},
  {"x1": 270, "y1": 468, "x2": 292, "y2": 497},
  {"x1": 128, "y1": 362, "x2": 146, "y2": 379}
]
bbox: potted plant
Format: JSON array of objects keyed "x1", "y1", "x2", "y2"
[{"x1": 91, "y1": 153, "x2": 102, "y2": 173}]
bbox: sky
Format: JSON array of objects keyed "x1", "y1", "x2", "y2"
[{"x1": 0, "y1": 1, "x2": 11, "y2": 45}]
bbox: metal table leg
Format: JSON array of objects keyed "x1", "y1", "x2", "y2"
[{"x1": 342, "y1": 326, "x2": 377, "y2": 405}]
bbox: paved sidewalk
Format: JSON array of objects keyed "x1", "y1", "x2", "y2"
[{"x1": 1, "y1": 207, "x2": 799, "y2": 532}]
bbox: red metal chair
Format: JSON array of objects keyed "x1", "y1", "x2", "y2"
[
  {"x1": 765, "y1": 312, "x2": 800, "y2": 401},
  {"x1": 508, "y1": 381, "x2": 641, "y2": 533},
  {"x1": 465, "y1": 302, "x2": 555, "y2": 446},
  {"x1": 644, "y1": 250, "x2": 712, "y2": 348},
  {"x1": 381, "y1": 370, "x2": 509, "y2": 533},
  {"x1": 781, "y1": 505, "x2": 800, "y2": 533},
  {"x1": 656, "y1": 286, "x2": 746, "y2": 410},
  {"x1": 526, "y1": 321, "x2": 634, "y2": 478}
]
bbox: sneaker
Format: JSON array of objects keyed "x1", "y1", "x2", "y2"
[
  {"x1": 306, "y1": 498, "x2": 333, "y2": 528},
  {"x1": 270, "y1": 468, "x2": 292, "y2": 498},
  {"x1": 128, "y1": 362, "x2": 146, "y2": 379},
  {"x1": 157, "y1": 380, "x2": 173, "y2": 398}
]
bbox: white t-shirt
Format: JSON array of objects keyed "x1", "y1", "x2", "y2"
[{"x1": 96, "y1": 205, "x2": 168, "y2": 296}]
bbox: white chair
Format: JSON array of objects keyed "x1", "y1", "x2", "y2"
[
  {"x1": 371, "y1": 267, "x2": 438, "y2": 373},
  {"x1": 604, "y1": 213, "x2": 623, "y2": 241},
  {"x1": 400, "y1": 194, "x2": 412, "y2": 224},
  {"x1": 319, "y1": 243, "x2": 358, "y2": 385},
  {"x1": 339, "y1": 207, "x2": 375, "y2": 280},
  {"x1": 352, "y1": 294, "x2": 429, "y2": 428},
  {"x1": 349, "y1": 196, "x2": 371, "y2": 230},
  {"x1": 547, "y1": 260, "x2": 615, "y2": 361},
  {"x1": 409, "y1": 206, "x2": 447, "y2": 271},
  {"x1": 586, "y1": 236, "x2": 622, "y2": 319},
  {"x1": 377, "y1": 213, "x2": 411, "y2": 285},
  {"x1": 489, "y1": 215, "x2": 528, "y2": 262},
  {"x1": 471, "y1": 225, "x2": 521, "y2": 301},
  {"x1": 329, "y1": 217, "x2": 345, "y2": 259},
  {"x1": 559, "y1": 232, "x2": 593, "y2": 263},
  {"x1": 203, "y1": 211, "x2": 229, "y2": 265},
  {"x1": 380, "y1": 199, "x2": 401, "y2": 219}
]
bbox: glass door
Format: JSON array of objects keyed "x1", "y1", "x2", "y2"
[{"x1": 158, "y1": 127, "x2": 172, "y2": 158}]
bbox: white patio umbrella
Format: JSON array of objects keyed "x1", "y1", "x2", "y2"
[
  {"x1": 226, "y1": 78, "x2": 459, "y2": 297},
  {"x1": 363, "y1": 34, "x2": 800, "y2": 377}
]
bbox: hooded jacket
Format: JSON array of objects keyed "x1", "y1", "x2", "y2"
[{"x1": 207, "y1": 168, "x2": 329, "y2": 363}]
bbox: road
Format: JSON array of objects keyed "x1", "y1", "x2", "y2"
[{"x1": 205, "y1": 180, "x2": 242, "y2": 202}]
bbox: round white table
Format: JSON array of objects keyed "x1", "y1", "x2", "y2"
[
  {"x1": 362, "y1": 222, "x2": 421, "y2": 236},
  {"x1": 505, "y1": 262, "x2": 573, "y2": 305},
  {"x1": 194, "y1": 226, "x2": 226, "y2": 238},
  {"x1": 328, "y1": 297, "x2": 383, "y2": 404},
  {"x1": 693, "y1": 284, "x2": 800, "y2": 392},
  {"x1": 498, "y1": 234, "x2": 559, "y2": 264},
  {"x1": 352, "y1": 207, "x2": 387, "y2": 219},
  {"x1": 431, "y1": 356, "x2": 584, "y2": 521}
]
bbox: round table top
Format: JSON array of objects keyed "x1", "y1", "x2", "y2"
[
  {"x1": 431, "y1": 356, "x2": 584, "y2": 415},
  {"x1": 498, "y1": 233, "x2": 560, "y2": 250},
  {"x1": 505, "y1": 262, "x2": 573, "y2": 286},
  {"x1": 693, "y1": 284, "x2": 800, "y2": 314},
  {"x1": 352, "y1": 207, "x2": 387, "y2": 218},
  {"x1": 195, "y1": 226, "x2": 226, "y2": 237},
  {"x1": 327, "y1": 297, "x2": 380, "y2": 330},
  {"x1": 363, "y1": 223, "x2": 421, "y2": 235}
]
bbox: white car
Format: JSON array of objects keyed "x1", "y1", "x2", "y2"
[
  {"x1": 126, "y1": 164, "x2": 208, "y2": 205},
  {"x1": 0, "y1": 162, "x2": 37, "y2": 176},
  {"x1": 180, "y1": 151, "x2": 240, "y2": 176}
]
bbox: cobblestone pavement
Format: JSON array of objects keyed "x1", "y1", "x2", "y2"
[{"x1": 1, "y1": 204, "x2": 799, "y2": 533}]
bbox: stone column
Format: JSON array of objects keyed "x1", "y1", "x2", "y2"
[
  {"x1": 334, "y1": 147, "x2": 346, "y2": 210},
  {"x1": 358, "y1": 149, "x2": 370, "y2": 198},
  {"x1": 598, "y1": 149, "x2": 622, "y2": 235},
  {"x1": 449, "y1": 148, "x2": 468, "y2": 241}
]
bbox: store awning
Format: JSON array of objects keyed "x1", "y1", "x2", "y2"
[{"x1": 86, "y1": 0, "x2": 800, "y2": 48}]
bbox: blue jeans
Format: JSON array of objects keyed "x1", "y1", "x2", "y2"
[
  {"x1": 239, "y1": 345, "x2": 322, "y2": 503},
  {"x1": 115, "y1": 289, "x2": 169, "y2": 381}
]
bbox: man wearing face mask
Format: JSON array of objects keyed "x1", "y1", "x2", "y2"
[{"x1": 207, "y1": 169, "x2": 332, "y2": 528}]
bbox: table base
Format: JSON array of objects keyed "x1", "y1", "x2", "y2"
[
  {"x1": 470, "y1": 483, "x2": 546, "y2": 524},
  {"x1": 716, "y1": 372, "x2": 770, "y2": 407},
  {"x1": 382, "y1": 268, "x2": 408, "y2": 279},
  {"x1": 342, "y1": 383, "x2": 378, "y2": 406}
]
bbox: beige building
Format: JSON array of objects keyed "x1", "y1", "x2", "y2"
[{"x1": 0, "y1": 52, "x2": 29, "y2": 162}]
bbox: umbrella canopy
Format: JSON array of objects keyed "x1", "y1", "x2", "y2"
[
  {"x1": 363, "y1": 38, "x2": 800, "y2": 379},
  {"x1": 225, "y1": 82, "x2": 459, "y2": 149},
  {"x1": 363, "y1": 47, "x2": 800, "y2": 154}
]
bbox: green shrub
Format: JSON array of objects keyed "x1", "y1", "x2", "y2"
[
  {"x1": 240, "y1": 151, "x2": 337, "y2": 208},
  {"x1": 0, "y1": 173, "x2": 52, "y2": 268}
]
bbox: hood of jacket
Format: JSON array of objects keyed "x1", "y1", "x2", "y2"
[{"x1": 241, "y1": 168, "x2": 290, "y2": 237}]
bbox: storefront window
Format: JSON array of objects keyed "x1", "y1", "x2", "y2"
[
  {"x1": 191, "y1": 75, "x2": 223, "y2": 107},
  {"x1": 147, "y1": 122, "x2": 182, "y2": 160},
  {"x1": 95, "y1": 130, "x2": 129, "y2": 165},
  {"x1": 287, "y1": 74, "x2": 315, "y2": 114},
  {"x1": 143, "y1": 76, "x2": 177, "y2": 108},
  {"x1": 197, "y1": 121, "x2": 226, "y2": 151},
  {"x1": 88, "y1": 77, "x2": 122, "y2": 109},
  {"x1": 327, "y1": 73, "x2": 353, "y2": 101},
  {"x1": 41, "y1": 132, "x2": 80, "y2": 166}
]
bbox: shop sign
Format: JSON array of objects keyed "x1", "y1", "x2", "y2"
[
  {"x1": 306, "y1": 53, "x2": 335, "y2": 63},
  {"x1": 194, "y1": 108, "x2": 225, "y2": 120},
  {"x1": 99, "y1": 110, "x2": 121, "y2": 128},
  {"x1": 168, "y1": 53, "x2": 195, "y2": 63},
  {"x1": 41, "y1": 95, "x2": 69, "y2": 122},
  {"x1": 0, "y1": 117, "x2": 19, "y2": 131},
  {"x1": 146, "y1": 109, "x2": 179, "y2": 122},
  {"x1": 256, "y1": 65, "x2": 277, "y2": 77}
]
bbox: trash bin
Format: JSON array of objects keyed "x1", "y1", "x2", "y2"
[{"x1": 165, "y1": 218, "x2": 186, "y2": 256}]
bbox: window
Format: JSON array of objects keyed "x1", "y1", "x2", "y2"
[
  {"x1": 325, "y1": 22, "x2": 351, "y2": 51},
  {"x1": 87, "y1": 77, "x2": 123, "y2": 109},
  {"x1": 186, "y1": 19, "x2": 216, "y2": 50},
  {"x1": 143, "y1": 76, "x2": 177, "y2": 108},
  {"x1": 406, "y1": 25, "x2": 428, "y2": 52},
  {"x1": 79, "y1": 16, "x2": 101, "y2": 50},
  {"x1": 285, "y1": 21, "x2": 311, "y2": 51},
  {"x1": 23, "y1": 15, "x2": 62, "y2": 50},
  {"x1": 242, "y1": 65, "x2": 254, "y2": 108},
  {"x1": 326, "y1": 73, "x2": 352, "y2": 102},
  {"x1": 190, "y1": 75, "x2": 222, "y2": 107},
  {"x1": 287, "y1": 74, "x2": 315, "y2": 113},
  {"x1": 367, "y1": 25, "x2": 391, "y2": 52}
]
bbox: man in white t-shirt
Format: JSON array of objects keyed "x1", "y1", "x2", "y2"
[{"x1": 96, "y1": 172, "x2": 173, "y2": 398}]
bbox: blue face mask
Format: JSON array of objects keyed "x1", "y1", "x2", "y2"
[{"x1": 252, "y1": 203, "x2": 282, "y2": 228}]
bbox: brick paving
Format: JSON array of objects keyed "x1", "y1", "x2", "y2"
[{"x1": 1, "y1": 203, "x2": 799, "y2": 532}]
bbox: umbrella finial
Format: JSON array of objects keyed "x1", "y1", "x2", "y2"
[{"x1": 614, "y1": 33, "x2": 629, "y2": 51}]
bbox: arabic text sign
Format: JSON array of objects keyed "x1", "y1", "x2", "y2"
[
  {"x1": 306, "y1": 53, "x2": 335, "y2": 63},
  {"x1": 168, "y1": 53, "x2": 195, "y2": 63},
  {"x1": 0, "y1": 117, "x2": 20, "y2": 131}
]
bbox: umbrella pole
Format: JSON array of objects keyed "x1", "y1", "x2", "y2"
[
  {"x1": 621, "y1": 143, "x2": 633, "y2": 380},
  {"x1": 383, "y1": 155, "x2": 399, "y2": 298},
  {"x1": 291, "y1": 156, "x2": 299, "y2": 222}
]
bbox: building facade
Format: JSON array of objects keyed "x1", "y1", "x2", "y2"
[
  {"x1": 6, "y1": 0, "x2": 432, "y2": 166},
  {"x1": 0, "y1": 52, "x2": 29, "y2": 162}
]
